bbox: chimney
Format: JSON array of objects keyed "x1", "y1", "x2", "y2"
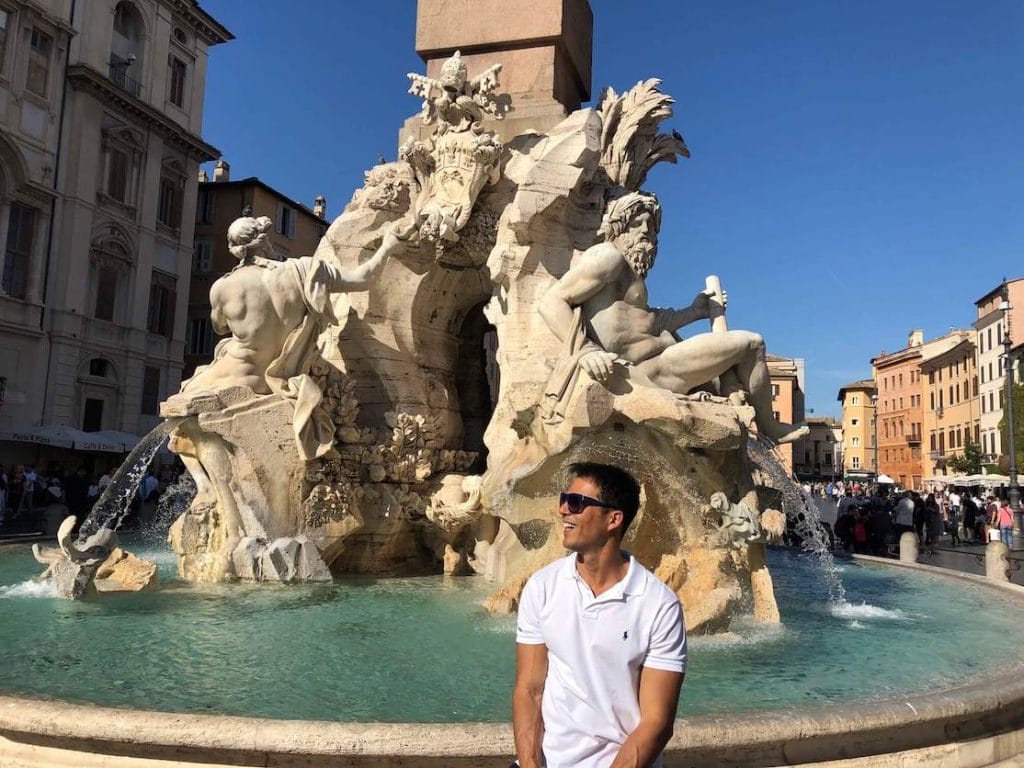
[
  {"x1": 908, "y1": 329, "x2": 924, "y2": 348},
  {"x1": 313, "y1": 195, "x2": 327, "y2": 219},
  {"x1": 214, "y1": 159, "x2": 230, "y2": 182},
  {"x1": 197, "y1": 169, "x2": 208, "y2": 183}
]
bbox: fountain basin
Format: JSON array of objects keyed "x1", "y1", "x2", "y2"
[{"x1": 2, "y1": 548, "x2": 1024, "y2": 765}]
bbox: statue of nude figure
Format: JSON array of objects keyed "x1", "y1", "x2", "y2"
[
  {"x1": 538, "y1": 191, "x2": 808, "y2": 444},
  {"x1": 183, "y1": 214, "x2": 407, "y2": 395}
]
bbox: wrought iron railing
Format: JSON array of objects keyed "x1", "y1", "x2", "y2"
[{"x1": 108, "y1": 63, "x2": 141, "y2": 98}]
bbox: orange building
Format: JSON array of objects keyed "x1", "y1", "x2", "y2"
[
  {"x1": 185, "y1": 163, "x2": 328, "y2": 377},
  {"x1": 872, "y1": 331, "x2": 926, "y2": 488},
  {"x1": 836, "y1": 379, "x2": 876, "y2": 477},
  {"x1": 767, "y1": 355, "x2": 805, "y2": 473},
  {"x1": 921, "y1": 332, "x2": 978, "y2": 479}
]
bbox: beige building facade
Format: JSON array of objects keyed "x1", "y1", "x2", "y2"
[
  {"x1": 794, "y1": 416, "x2": 841, "y2": 480},
  {"x1": 837, "y1": 379, "x2": 875, "y2": 476},
  {"x1": 185, "y1": 167, "x2": 327, "y2": 378},
  {"x1": 0, "y1": 1, "x2": 230, "y2": 437},
  {"x1": 975, "y1": 277, "x2": 1023, "y2": 463},
  {"x1": 921, "y1": 335, "x2": 979, "y2": 479}
]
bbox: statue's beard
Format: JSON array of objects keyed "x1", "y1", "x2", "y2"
[{"x1": 622, "y1": 234, "x2": 656, "y2": 278}]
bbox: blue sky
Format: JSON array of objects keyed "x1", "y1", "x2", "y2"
[{"x1": 198, "y1": 0, "x2": 1023, "y2": 418}]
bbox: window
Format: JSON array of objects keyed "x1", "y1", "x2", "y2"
[
  {"x1": 94, "y1": 267, "x2": 118, "y2": 321},
  {"x1": 277, "y1": 204, "x2": 296, "y2": 238},
  {"x1": 852, "y1": 437, "x2": 860, "y2": 447},
  {"x1": 988, "y1": 327, "x2": 993, "y2": 350},
  {"x1": 851, "y1": 418, "x2": 859, "y2": 427},
  {"x1": 898, "y1": 373, "x2": 903, "y2": 386},
  {"x1": 982, "y1": 397, "x2": 986, "y2": 414},
  {"x1": 997, "y1": 323, "x2": 1003, "y2": 344},
  {"x1": 26, "y1": 28, "x2": 52, "y2": 98},
  {"x1": 141, "y1": 366, "x2": 160, "y2": 414},
  {"x1": 2, "y1": 204, "x2": 36, "y2": 299},
  {"x1": 147, "y1": 273, "x2": 175, "y2": 336},
  {"x1": 989, "y1": 362, "x2": 993, "y2": 381},
  {"x1": 851, "y1": 395, "x2": 859, "y2": 405},
  {"x1": 851, "y1": 456, "x2": 860, "y2": 469},
  {"x1": 0, "y1": 11, "x2": 8, "y2": 69},
  {"x1": 990, "y1": 391, "x2": 995, "y2": 412},
  {"x1": 157, "y1": 176, "x2": 182, "y2": 228},
  {"x1": 106, "y1": 146, "x2": 129, "y2": 202},
  {"x1": 930, "y1": 433, "x2": 936, "y2": 451},
  {"x1": 771, "y1": 383, "x2": 780, "y2": 398},
  {"x1": 82, "y1": 397, "x2": 104, "y2": 432},
  {"x1": 193, "y1": 239, "x2": 213, "y2": 273},
  {"x1": 89, "y1": 358, "x2": 109, "y2": 377},
  {"x1": 187, "y1": 316, "x2": 213, "y2": 356},
  {"x1": 772, "y1": 410, "x2": 780, "y2": 421},
  {"x1": 196, "y1": 186, "x2": 215, "y2": 224},
  {"x1": 168, "y1": 57, "x2": 187, "y2": 108}
]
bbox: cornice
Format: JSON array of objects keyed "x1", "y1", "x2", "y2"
[
  {"x1": 66, "y1": 65, "x2": 220, "y2": 162},
  {"x1": 165, "y1": 0, "x2": 234, "y2": 46}
]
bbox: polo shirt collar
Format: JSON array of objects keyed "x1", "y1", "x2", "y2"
[{"x1": 561, "y1": 552, "x2": 648, "y2": 599}]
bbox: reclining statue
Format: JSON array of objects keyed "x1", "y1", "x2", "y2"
[
  {"x1": 537, "y1": 191, "x2": 808, "y2": 444},
  {"x1": 177, "y1": 214, "x2": 409, "y2": 460}
]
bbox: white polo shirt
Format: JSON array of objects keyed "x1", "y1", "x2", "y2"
[{"x1": 516, "y1": 553, "x2": 687, "y2": 768}]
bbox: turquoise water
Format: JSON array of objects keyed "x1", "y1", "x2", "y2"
[{"x1": 0, "y1": 540, "x2": 1021, "y2": 722}]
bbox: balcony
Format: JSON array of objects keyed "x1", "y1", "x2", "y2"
[
  {"x1": 906, "y1": 434, "x2": 921, "y2": 445},
  {"x1": 108, "y1": 63, "x2": 142, "y2": 99}
]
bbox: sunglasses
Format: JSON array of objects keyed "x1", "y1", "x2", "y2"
[{"x1": 559, "y1": 492, "x2": 618, "y2": 515}]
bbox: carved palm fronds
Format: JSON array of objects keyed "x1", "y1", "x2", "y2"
[{"x1": 597, "y1": 78, "x2": 690, "y2": 191}]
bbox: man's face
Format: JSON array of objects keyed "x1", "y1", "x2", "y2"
[
  {"x1": 560, "y1": 476, "x2": 620, "y2": 552},
  {"x1": 619, "y1": 211, "x2": 658, "y2": 278}
]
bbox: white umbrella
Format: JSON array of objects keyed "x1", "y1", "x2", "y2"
[
  {"x1": 877, "y1": 474, "x2": 895, "y2": 484},
  {"x1": 0, "y1": 426, "x2": 77, "y2": 448},
  {"x1": 74, "y1": 432, "x2": 127, "y2": 452},
  {"x1": 88, "y1": 430, "x2": 142, "y2": 451}
]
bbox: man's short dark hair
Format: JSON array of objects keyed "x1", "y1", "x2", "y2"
[{"x1": 567, "y1": 462, "x2": 641, "y2": 535}]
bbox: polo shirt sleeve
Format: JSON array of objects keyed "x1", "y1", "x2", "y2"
[
  {"x1": 643, "y1": 597, "x2": 687, "y2": 673},
  {"x1": 515, "y1": 574, "x2": 546, "y2": 645}
]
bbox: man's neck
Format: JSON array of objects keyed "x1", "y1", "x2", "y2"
[{"x1": 574, "y1": 543, "x2": 629, "y2": 597}]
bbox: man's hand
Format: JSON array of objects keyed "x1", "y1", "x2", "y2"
[{"x1": 580, "y1": 350, "x2": 624, "y2": 383}]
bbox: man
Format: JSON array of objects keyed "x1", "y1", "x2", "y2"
[
  {"x1": 513, "y1": 462, "x2": 686, "y2": 768},
  {"x1": 538, "y1": 192, "x2": 807, "y2": 444}
]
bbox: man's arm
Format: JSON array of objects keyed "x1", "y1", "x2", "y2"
[
  {"x1": 209, "y1": 281, "x2": 228, "y2": 335},
  {"x1": 609, "y1": 667, "x2": 684, "y2": 768},
  {"x1": 512, "y1": 642, "x2": 548, "y2": 768},
  {"x1": 652, "y1": 285, "x2": 727, "y2": 334}
]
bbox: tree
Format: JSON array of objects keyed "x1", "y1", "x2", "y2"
[
  {"x1": 948, "y1": 440, "x2": 983, "y2": 475},
  {"x1": 998, "y1": 380, "x2": 1024, "y2": 474}
]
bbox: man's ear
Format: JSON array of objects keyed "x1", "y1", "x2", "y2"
[{"x1": 607, "y1": 509, "x2": 624, "y2": 535}]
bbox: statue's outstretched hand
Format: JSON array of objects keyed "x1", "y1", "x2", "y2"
[
  {"x1": 580, "y1": 350, "x2": 623, "y2": 383},
  {"x1": 691, "y1": 287, "x2": 727, "y2": 320}
]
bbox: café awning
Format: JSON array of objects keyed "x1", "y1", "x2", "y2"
[{"x1": 0, "y1": 426, "x2": 130, "y2": 452}]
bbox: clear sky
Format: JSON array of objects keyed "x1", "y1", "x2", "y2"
[{"x1": 198, "y1": 0, "x2": 1023, "y2": 418}]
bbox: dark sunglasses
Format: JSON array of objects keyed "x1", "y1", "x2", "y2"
[{"x1": 559, "y1": 492, "x2": 618, "y2": 515}]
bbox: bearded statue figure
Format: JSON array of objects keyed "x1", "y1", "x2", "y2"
[{"x1": 538, "y1": 191, "x2": 807, "y2": 444}]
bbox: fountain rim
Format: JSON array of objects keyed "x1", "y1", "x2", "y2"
[{"x1": 2, "y1": 557, "x2": 1024, "y2": 766}]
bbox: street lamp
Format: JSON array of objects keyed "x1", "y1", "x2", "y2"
[{"x1": 1001, "y1": 285, "x2": 1020, "y2": 515}]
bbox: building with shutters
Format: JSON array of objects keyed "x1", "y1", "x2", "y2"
[{"x1": 0, "y1": 1, "x2": 231, "y2": 440}]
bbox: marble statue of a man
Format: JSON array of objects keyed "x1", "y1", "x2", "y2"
[
  {"x1": 179, "y1": 214, "x2": 407, "y2": 460},
  {"x1": 538, "y1": 192, "x2": 808, "y2": 444}
]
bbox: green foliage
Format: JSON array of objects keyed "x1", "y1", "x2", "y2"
[
  {"x1": 998, "y1": 380, "x2": 1024, "y2": 472},
  {"x1": 948, "y1": 440, "x2": 983, "y2": 475}
]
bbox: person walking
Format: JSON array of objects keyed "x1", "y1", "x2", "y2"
[
  {"x1": 513, "y1": 462, "x2": 686, "y2": 768},
  {"x1": 947, "y1": 489, "x2": 962, "y2": 546},
  {"x1": 995, "y1": 497, "x2": 1015, "y2": 548},
  {"x1": 924, "y1": 494, "x2": 943, "y2": 555}
]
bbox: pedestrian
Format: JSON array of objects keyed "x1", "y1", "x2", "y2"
[
  {"x1": 513, "y1": 462, "x2": 686, "y2": 768},
  {"x1": 17, "y1": 465, "x2": 37, "y2": 515},
  {"x1": 924, "y1": 493, "x2": 943, "y2": 555},
  {"x1": 995, "y1": 497, "x2": 1014, "y2": 548}
]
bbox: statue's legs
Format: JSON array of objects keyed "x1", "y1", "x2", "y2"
[{"x1": 636, "y1": 330, "x2": 808, "y2": 444}]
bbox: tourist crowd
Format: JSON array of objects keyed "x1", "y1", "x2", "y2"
[
  {"x1": 828, "y1": 485, "x2": 1016, "y2": 556},
  {"x1": 0, "y1": 463, "x2": 167, "y2": 534}
]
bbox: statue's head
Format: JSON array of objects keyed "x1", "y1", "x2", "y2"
[
  {"x1": 599, "y1": 192, "x2": 661, "y2": 278},
  {"x1": 227, "y1": 215, "x2": 273, "y2": 262},
  {"x1": 439, "y1": 50, "x2": 468, "y2": 94}
]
